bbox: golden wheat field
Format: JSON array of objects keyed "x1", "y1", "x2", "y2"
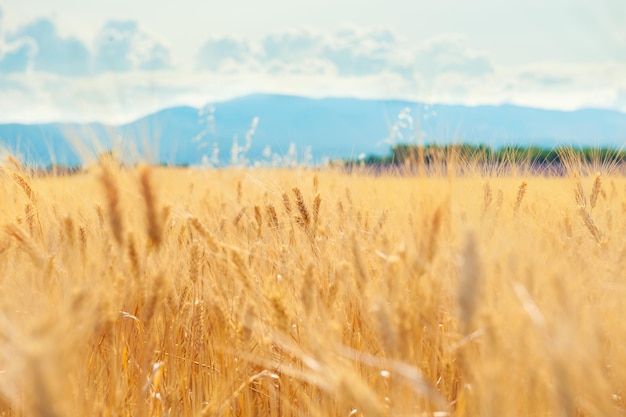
[{"x1": 0, "y1": 157, "x2": 625, "y2": 417}]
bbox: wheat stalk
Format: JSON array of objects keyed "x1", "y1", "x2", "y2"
[
  {"x1": 513, "y1": 181, "x2": 527, "y2": 211},
  {"x1": 127, "y1": 232, "x2": 140, "y2": 280},
  {"x1": 142, "y1": 273, "x2": 165, "y2": 325},
  {"x1": 254, "y1": 205, "x2": 262, "y2": 238},
  {"x1": 574, "y1": 175, "x2": 587, "y2": 208},
  {"x1": 292, "y1": 187, "x2": 310, "y2": 228},
  {"x1": 590, "y1": 172, "x2": 602, "y2": 211},
  {"x1": 6, "y1": 155, "x2": 24, "y2": 172},
  {"x1": 63, "y1": 215, "x2": 75, "y2": 247},
  {"x1": 300, "y1": 263, "x2": 315, "y2": 316},
  {"x1": 12, "y1": 172, "x2": 35, "y2": 203},
  {"x1": 578, "y1": 206, "x2": 604, "y2": 243},
  {"x1": 265, "y1": 204, "x2": 280, "y2": 231},
  {"x1": 458, "y1": 230, "x2": 481, "y2": 335},
  {"x1": 188, "y1": 240, "x2": 201, "y2": 283},
  {"x1": 4, "y1": 223, "x2": 45, "y2": 267},
  {"x1": 139, "y1": 165, "x2": 162, "y2": 247},
  {"x1": 188, "y1": 216, "x2": 219, "y2": 252},
  {"x1": 99, "y1": 163, "x2": 123, "y2": 246},
  {"x1": 281, "y1": 192, "x2": 292, "y2": 215},
  {"x1": 483, "y1": 181, "x2": 493, "y2": 213}
]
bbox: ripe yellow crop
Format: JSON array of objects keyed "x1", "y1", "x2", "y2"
[{"x1": 0, "y1": 158, "x2": 624, "y2": 416}]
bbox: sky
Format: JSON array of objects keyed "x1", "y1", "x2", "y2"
[{"x1": 0, "y1": 0, "x2": 624, "y2": 123}]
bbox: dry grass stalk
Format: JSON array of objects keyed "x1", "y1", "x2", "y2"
[
  {"x1": 94, "y1": 203, "x2": 104, "y2": 229},
  {"x1": 233, "y1": 207, "x2": 247, "y2": 227},
  {"x1": 351, "y1": 235, "x2": 368, "y2": 291},
  {"x1": 292, "y1": 187, "x2": 310, "y2": 227},
  {"x1": 177, "y1": 222, "x2": 187, "y2": 248},
  {"x1": 483, "y1": 182, "x2": 493, "y2": 213},
  {"x1": 513, "y1": 181, "x2": 528, "y2": 211},
  {"x1": 345, "y1": 187, "x2": 353, "y2": 205},
  {"x1": 139, "y1": 165, "x2": 162, "y2": 247},
  {"x1": 201, "y1": 369, "x2": 278, "y2": 416},
  {"x1": 127, "y1": 232, "x2": 140, "y2": 280},
  {"x1": 189, "y1": 240, "x2": 201, "y2": 283},
  {"x1": 231, "y1": 250, "x2": 251, "y2": 287},
  {"x1": 188, "y1": 216, "x2": 219, "y2": 252},
  {"x1": 64, "y1": 215, "x2": 75, "y2": 247},
  {"x1": 237, "y1": 180, "x2": 243, "y2": 204},
  {"x1": 337, "y1": 198, "x2": 344, "y2": 215},
  {"x1": 78, "y1": 224, "x2": 87, "y2": 255},
  {"x1": 590, "y1": 172, "x2": 602, "y2": 211},
  {"x1": 495, "y1": 189, "x2": 504, "y2": 212},
  {"x1": 372, "y1": 298, "x2": 396, "y2": 355},
  {"x1": 374, "y1": 210, "x2": 388, "y2": 233},
  {"x1": 269, "y1": 290, "x2": 289, "y2": 333},
  {"x1": 281, "y1": 192, "x2": 292, "y2": 214},
  {"x1": 6, "y1": 155, "x2": 24, "y2": 172},
  {"x1": 99, "y1": 163, "x2": 123, "y2": 245},
  {"x1": 28, "y1": 353, "x2": 65, "y2": 417},
  {"x1": 192, "y1": 299, "x2": 206, "y2": 351},
  {"x1": 336, "y1": 370, "x2": 387, "y2": 417},
  {"x1": 312, "y1": 193, "x2": 321, "y2": 232},
  {"x1": 300, "y1": 264, "x2": 315, "y2": 316},
  {"x1": 265, "y1": 204, "x2": 280, "y2": 230},
  {"x1": 254, "y1": 205, "x2": 262, "y2": 237},
  {"x1": 578, "y1": 207, "x2": 604, "y2": 243},
  {"x1": 426, "y1": 202, "x2": 445, "y2": 262},
  {"x1": 574, "y1": 176, "x2": 587, "y2": 208},
  {"x1": 239, "y1": 304, "x2": 256, "y2": 343},
  {"x1": 143, "y1": 273, "x2": 165, "y2": 324},
  {"x1": 458, "y1": 230, "x2": 481, "y2": 335},
  {"x1": 12, "y1": 172, "x2": 35, "y2": 202},
  {"x1": 24, "y1": 202, "x2": 38, "y2": 237},
  {"x1": 562, "y1": 213, "x2": 573, "y2": 239},
  {"x1": 161, "y1": 204, "x2": 172, "y2": 226},
  {"x1": 4, "y1": 222, "x2": 45, "y2": 267}
]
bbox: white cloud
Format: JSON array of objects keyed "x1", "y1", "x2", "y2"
[
  {"x1": 320, "y1": 26, "x2": 409, "y2": 76},
  {"x1": 0, "y1": 71, "x2": 198, "y2": 123},
  {"x1": 261, "y1": 28, "x2": 325, "y2": 62},
  {"x1": 0, "y1": 40, "x2": 34, "y2": 73},
  {"x1": 94, "y1": 20, "x2": 172, "y2": 73},
  {"x1": 4, "y1": 18, "x2": 91, "y2": 76},
  {"x1": 423, "y1": 61, "x2": 626, "y2": 112},
  {"x1": 518, "y1": 71, "x2": 571, "y2": 87},
  {"x1": 0, "y1": 16, "x2": 172, "y2": 77},
  {"x1": 195, "y1": 27, "x2": 493, "y2": 81},
  {"x1": 197, "y1": 36, "x2": 254, "y2": 71},
  {"x1": 413, "y1": 35, "x2": 493, "y2": 78}
]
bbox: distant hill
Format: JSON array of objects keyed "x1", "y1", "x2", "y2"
[{"x1": 1, "y1": 94, "x2": 625, "y2": 167}]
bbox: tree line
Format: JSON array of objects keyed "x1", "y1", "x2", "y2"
[{"x1": 356, "y1": 144, "x2": 626, "y2": 169}]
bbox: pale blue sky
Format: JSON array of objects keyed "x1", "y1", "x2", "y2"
[{"x1": 0, "y1": 0, "x2": 624, "y2": 122}]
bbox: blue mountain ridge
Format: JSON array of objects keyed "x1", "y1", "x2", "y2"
[{"x1": 1, "y1": 93, "x2": 625, "y2": 167}]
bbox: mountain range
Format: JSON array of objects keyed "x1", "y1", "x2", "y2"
[{"x1": 1, "y1": 94, "x2": 626, "y2": 167}]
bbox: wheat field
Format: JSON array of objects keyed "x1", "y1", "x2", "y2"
[{"x1": 0, "y1": 157, "x2": 625, "y2": 417}]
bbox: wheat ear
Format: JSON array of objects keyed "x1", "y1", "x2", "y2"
[{"x1": 139, "y1": 165, "x2": 162, "y2": 247}]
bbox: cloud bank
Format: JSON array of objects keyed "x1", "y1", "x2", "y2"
[
  {"x1": 0, "y1": 12, "x2": 624, "y2": 122},
  {"x1": 0, "y1": 14, "x2": 171, "y2": 77},
  {"x1": 6, "y1": 18, "x2": 91, "y2": 76},
  {"x1": 196, "y1": 27, "x2": 493, "y2": 80},
  {"x1": 95, "y1": 20, "x2": 172, "y2": 72}
]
